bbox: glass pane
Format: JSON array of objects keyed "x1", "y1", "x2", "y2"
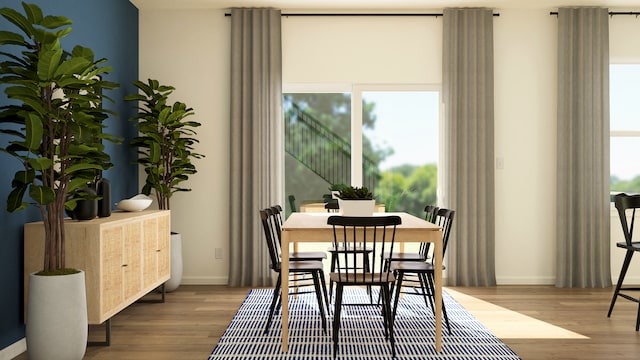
[
  {"x1": 283, "y1": 93, "x2": 351, "y2": 215},
  {"x1": 611, "y1": 64, "x2": 640, "y2": 131},
  {"x1": 611, "y1": 137, "x2": 640, "y2": 193},
  {"x1": 362, "y1": 91, "x2": 439, "y2": 217}
]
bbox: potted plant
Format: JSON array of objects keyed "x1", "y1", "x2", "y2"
[
  {"x1": 0, "y1": 3, "x2": 119, "y2": 359},
  {"x1": 125, "y1": 78, "x2": 204, "y2": 292},
  {"x1": 337, "y1": 186, "x2": 376, "y2": 216}
]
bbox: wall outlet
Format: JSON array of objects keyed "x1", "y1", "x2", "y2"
[{"x1": 215, "y1": 248, "x2": 223, "y2": 259}]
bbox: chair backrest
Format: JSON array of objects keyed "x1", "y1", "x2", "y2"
[
  {"x1": 288, "y1": 195, "x2": 297, "y2": 212},
  {"x1": 424, "y1": 205, "x2": 439, "y2": 223},
  {"x1": 328, "y1": 215, "x2": 402, "y2": 283},
  {"x1": 259, "y1": 208, "x2": 281, "y2": 271},
  {"x1": 270, "y1": 205, "x2": 285, "y2": 241},
  {"x1": 434, "y1": 207, "x2": 455, "y2": 260},
  {"x1": 325, "y1": 201, "x2": 340, "y2": 213},
  {"x1": 418, "y1": 205, "x2": 440, "y2": 257},
  {"x1": 614, "y1": 193, "x2": 640, "y2": 247}
]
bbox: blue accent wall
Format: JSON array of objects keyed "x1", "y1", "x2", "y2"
[{"x1": 0, "y1": 0, "x2": 139, "y2": 351}]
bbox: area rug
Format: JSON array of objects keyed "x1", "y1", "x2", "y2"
[{"x1": 208, "y1": 288, "x2": 521, "y2": 359}]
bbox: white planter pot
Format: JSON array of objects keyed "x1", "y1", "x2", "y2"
[
  {"x1": 27, "y1": 270, "x2": 87, "y2": 360},
  {"x1": 338, "y1": 199, "x2": 375, "y2": 216},
  {"x1": 164, "y1": 232, "x2": 183, "y2": 292}
]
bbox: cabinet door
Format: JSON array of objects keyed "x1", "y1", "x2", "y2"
[
  {"x1": 122, "y1": 222, "x2": 143, "y2": 303},
  {"x1": 157, "y1": 214, "x2": 170, "y2": 279},
  {"x1": 101, "y1": 225, "x2": 124, "y2": 316},
  {"x1": 142, "y1": 217, "x2": 159, "y2": 289}
]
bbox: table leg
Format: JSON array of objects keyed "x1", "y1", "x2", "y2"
[
  {"x1": 281, "y1": 230, "x2": 290, "y2": 352},
  {"x1": 433, "y1": 231, "x2": 443, "y2": 352}
]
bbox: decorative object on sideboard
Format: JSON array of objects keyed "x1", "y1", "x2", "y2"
[{"x1": 115, "y1": 194, "x2": 153, "y2": 212}]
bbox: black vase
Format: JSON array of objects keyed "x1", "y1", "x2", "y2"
[
  {"x1": 96, "y1": 176, "x2": 111, "y2": 218},
  {"x1": 73, "y1": 187, "x2": 98, "y2": 221}
]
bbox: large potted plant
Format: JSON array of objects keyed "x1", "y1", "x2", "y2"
[
  {"x1": 125, "y1": 78, "x2": 203, "y2": 292},
  {"x1": 0, "y1": 3, "x2": 118, "y2": 359}
]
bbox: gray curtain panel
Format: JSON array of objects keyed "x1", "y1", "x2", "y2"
[
  {"x1": 556, "y1": 8, "x2": 611, "y2": 288},
  {"x1": 229, "y1": 8, "x2": 283, "y2": 287},
  {"x1": 442, "y1": 8, "x2": 496, "y2": 286}
]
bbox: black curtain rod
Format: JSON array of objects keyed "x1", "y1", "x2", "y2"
[
  {"x1": 224, "y1": 12, "x2": 500, "y2": 17},
  {"x1": 550, "y1": 11, "x2": 640, "y2": 16}
]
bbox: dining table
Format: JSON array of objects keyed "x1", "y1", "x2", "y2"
[{"x1": 280, "y1": 211, "x2": 444, "y2": 352}]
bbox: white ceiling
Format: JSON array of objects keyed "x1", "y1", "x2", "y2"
[{"x1": 130, "y1": 0, "x2": 640, "y2": 11}]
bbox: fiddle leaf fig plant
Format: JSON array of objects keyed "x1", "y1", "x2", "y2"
[
  {"x1": 125, "y1": 79, "x2": 203, "y2": 210},
  {"x1": 0, "y1": 2, "x2": 119, "y2": 272}
]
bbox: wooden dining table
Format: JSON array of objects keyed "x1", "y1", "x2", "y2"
[{"x1": 280, "y1": 211, "x2": 444, "y2": 352}]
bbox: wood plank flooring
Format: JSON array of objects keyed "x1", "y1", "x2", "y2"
[{"x1": 13, "y1": 285, "x2": 640, "y2": 360}]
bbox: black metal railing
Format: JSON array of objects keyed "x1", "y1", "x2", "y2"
[{"x1": 284, "y1": 103, "x2": 379, "y2": 190}]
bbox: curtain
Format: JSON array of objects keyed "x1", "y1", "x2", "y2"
[
  {"x1": 556, "y1": 8, "x2": 611, "y2": 288},
  {"x1": 228, "y1": 8, "x2": 283, "y2": 287},
  {"x1": 442, "y1": 8, "x2": 496, "y2": 286}
]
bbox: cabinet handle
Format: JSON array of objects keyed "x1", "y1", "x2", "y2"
[
  {"x1": 122, "y1": 264, "x2": 128, "y2": 267},
  {"x1": 156, "y1": 249, "x2": 161, "y2": 252}
]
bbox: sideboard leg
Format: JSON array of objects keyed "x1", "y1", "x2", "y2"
[{"x1": 88, "y1": 318, "x2": 111, "y2": 346}]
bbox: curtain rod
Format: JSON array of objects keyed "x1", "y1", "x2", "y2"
[
  {"x1": 224, "y1": 12, "x2": 500, "y2": 17},
  {"x1": 550, "y1": 11, "x2": 640, "y2": 16}
]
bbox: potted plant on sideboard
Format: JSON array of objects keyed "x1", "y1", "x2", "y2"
[
  {"x1": 337, "y1": 186, "x2": 376, "y2": 216},
  {"x1": 125, "y1": 79, "x2": 204, "y2": 292},
  {"x1": 0, "y1": 3, "x2": 119, "y2": 359}
]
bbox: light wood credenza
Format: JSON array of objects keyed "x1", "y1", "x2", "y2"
[{"x1": 24, "y1": 210, "x2": 171, "y2": 326}]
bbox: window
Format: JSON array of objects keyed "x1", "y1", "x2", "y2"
[
  {"x1": 610, "y1": 64, "x2": 640, "y2": 195},
  {"x1": 283, "y1": 85, "x2": 440, "y2": 217}
]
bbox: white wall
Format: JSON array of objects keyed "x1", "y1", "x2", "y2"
[
  {"x1": 138, "y1": 5, "x2": 640, "y2": 286},
  {"x1": 139, "y1": 8, "x2": 231, "y2": 284}
]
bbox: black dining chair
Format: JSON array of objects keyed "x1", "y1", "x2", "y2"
[
  {"x1": 325, "y1": 201, "x2": 374, "y2": 302},
  {"x1": 328, "y1": 215, "x2": 402, "y2": 358},
  {"x1": 384, "y1": 205, "x2": 439, "y2": 266},
  {"x1": 271, "y1": 205, "x2": 328, "y2": 262},
  {"x1": 259, "y1": 208, "x2": 329, "y2": 335},
  {"x1": 608, "y1": 193, "x2": 640, "y2": 331},
  {"x1": 389, "y1": 208, "x2": 455, "y2": 335}
]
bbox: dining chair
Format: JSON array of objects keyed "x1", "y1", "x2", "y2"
[
  {"x1": 259, "y1": 208, "x2": 329, "y2": 335},
  {"x1": 271, "y1": 205, "x2": 328, "y2": 262},
  {"x1": 325, "y1": 202, "x2": 374, "y2": 302},
  {"x1": 328, "y1": 215, "x2": 402, "y2": 358},
  {"x1": 384, "y1": 205, "x2": 439, "y2": 265},
  {"x1": 288, "y1": 194, "x2": 297, "y2": 213},
  {"x1": 389, "y1": 208, "x2": 455, "y2": 335},
  {"x1": 608, "y1": 193, "x2": 640, "y2": 331}
]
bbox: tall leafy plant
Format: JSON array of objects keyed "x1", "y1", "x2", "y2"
[
  {"x1": 0, "y1": 2, "x2": 119, "y2": 272},
  {"x1": 125, "y1": 79, "x2": 203, "y2": 210}
]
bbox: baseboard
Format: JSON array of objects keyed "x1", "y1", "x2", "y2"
[
  {"x1": 181, "y1": 275, "x2": 228, "y2": 285},
  {"x1": 496, "y1": 276, "x2": 555, "y2": 285},
  {"x1": 0, "y1": 338, "x2": 26, "y2": 360}
]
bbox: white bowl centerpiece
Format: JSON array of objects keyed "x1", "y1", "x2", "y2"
[{"x1": 115, "y1": 194, "x2": 153, "y2": 212}]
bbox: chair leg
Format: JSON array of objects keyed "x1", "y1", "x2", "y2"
[
  {"x1": 636, "y1": 300, "x2": 640, "y2": 331},
  {"x1": 381, "y1": 284, "x2": 396, "y2": 358},
  {"x1": 608, "y1": 250, "x2": 635, "y2": 317},
  {"x1": 392, "y1": 271, "x2": 404, "y2": 322},
  {"x1": 264, "y1": 273, "x2": 282, "y2": 334},
  {"x1": 333, "y1": 284, "x2": 344, "y2": 359},
  {"x1": 427, "y1": 272, "x2": 451, "y2": 335},
  {"x1": 319, "y1": 270, "x2": 330, "y2": 315},
  {"x1": 311, "y1": 271, "x2": 327, "y2": 334},
  {"x1": 419, "y1": 272, "x2": 434, "y2": 313},
  {"x1": 329, "y1": 253, "x2": 337, "y2": 300}
]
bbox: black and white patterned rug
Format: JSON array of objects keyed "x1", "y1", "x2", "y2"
[{"x1": 209, "y1": 288, "x2": 521, "y2": 359}]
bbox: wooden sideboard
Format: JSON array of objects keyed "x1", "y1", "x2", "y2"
[{"x1": 24, "y1": 210, "x2": 171, "y2": 325}]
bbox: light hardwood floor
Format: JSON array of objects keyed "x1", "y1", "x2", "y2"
[{"x1": 13, "y1": 285, "x2": 640, "y2": 360}]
